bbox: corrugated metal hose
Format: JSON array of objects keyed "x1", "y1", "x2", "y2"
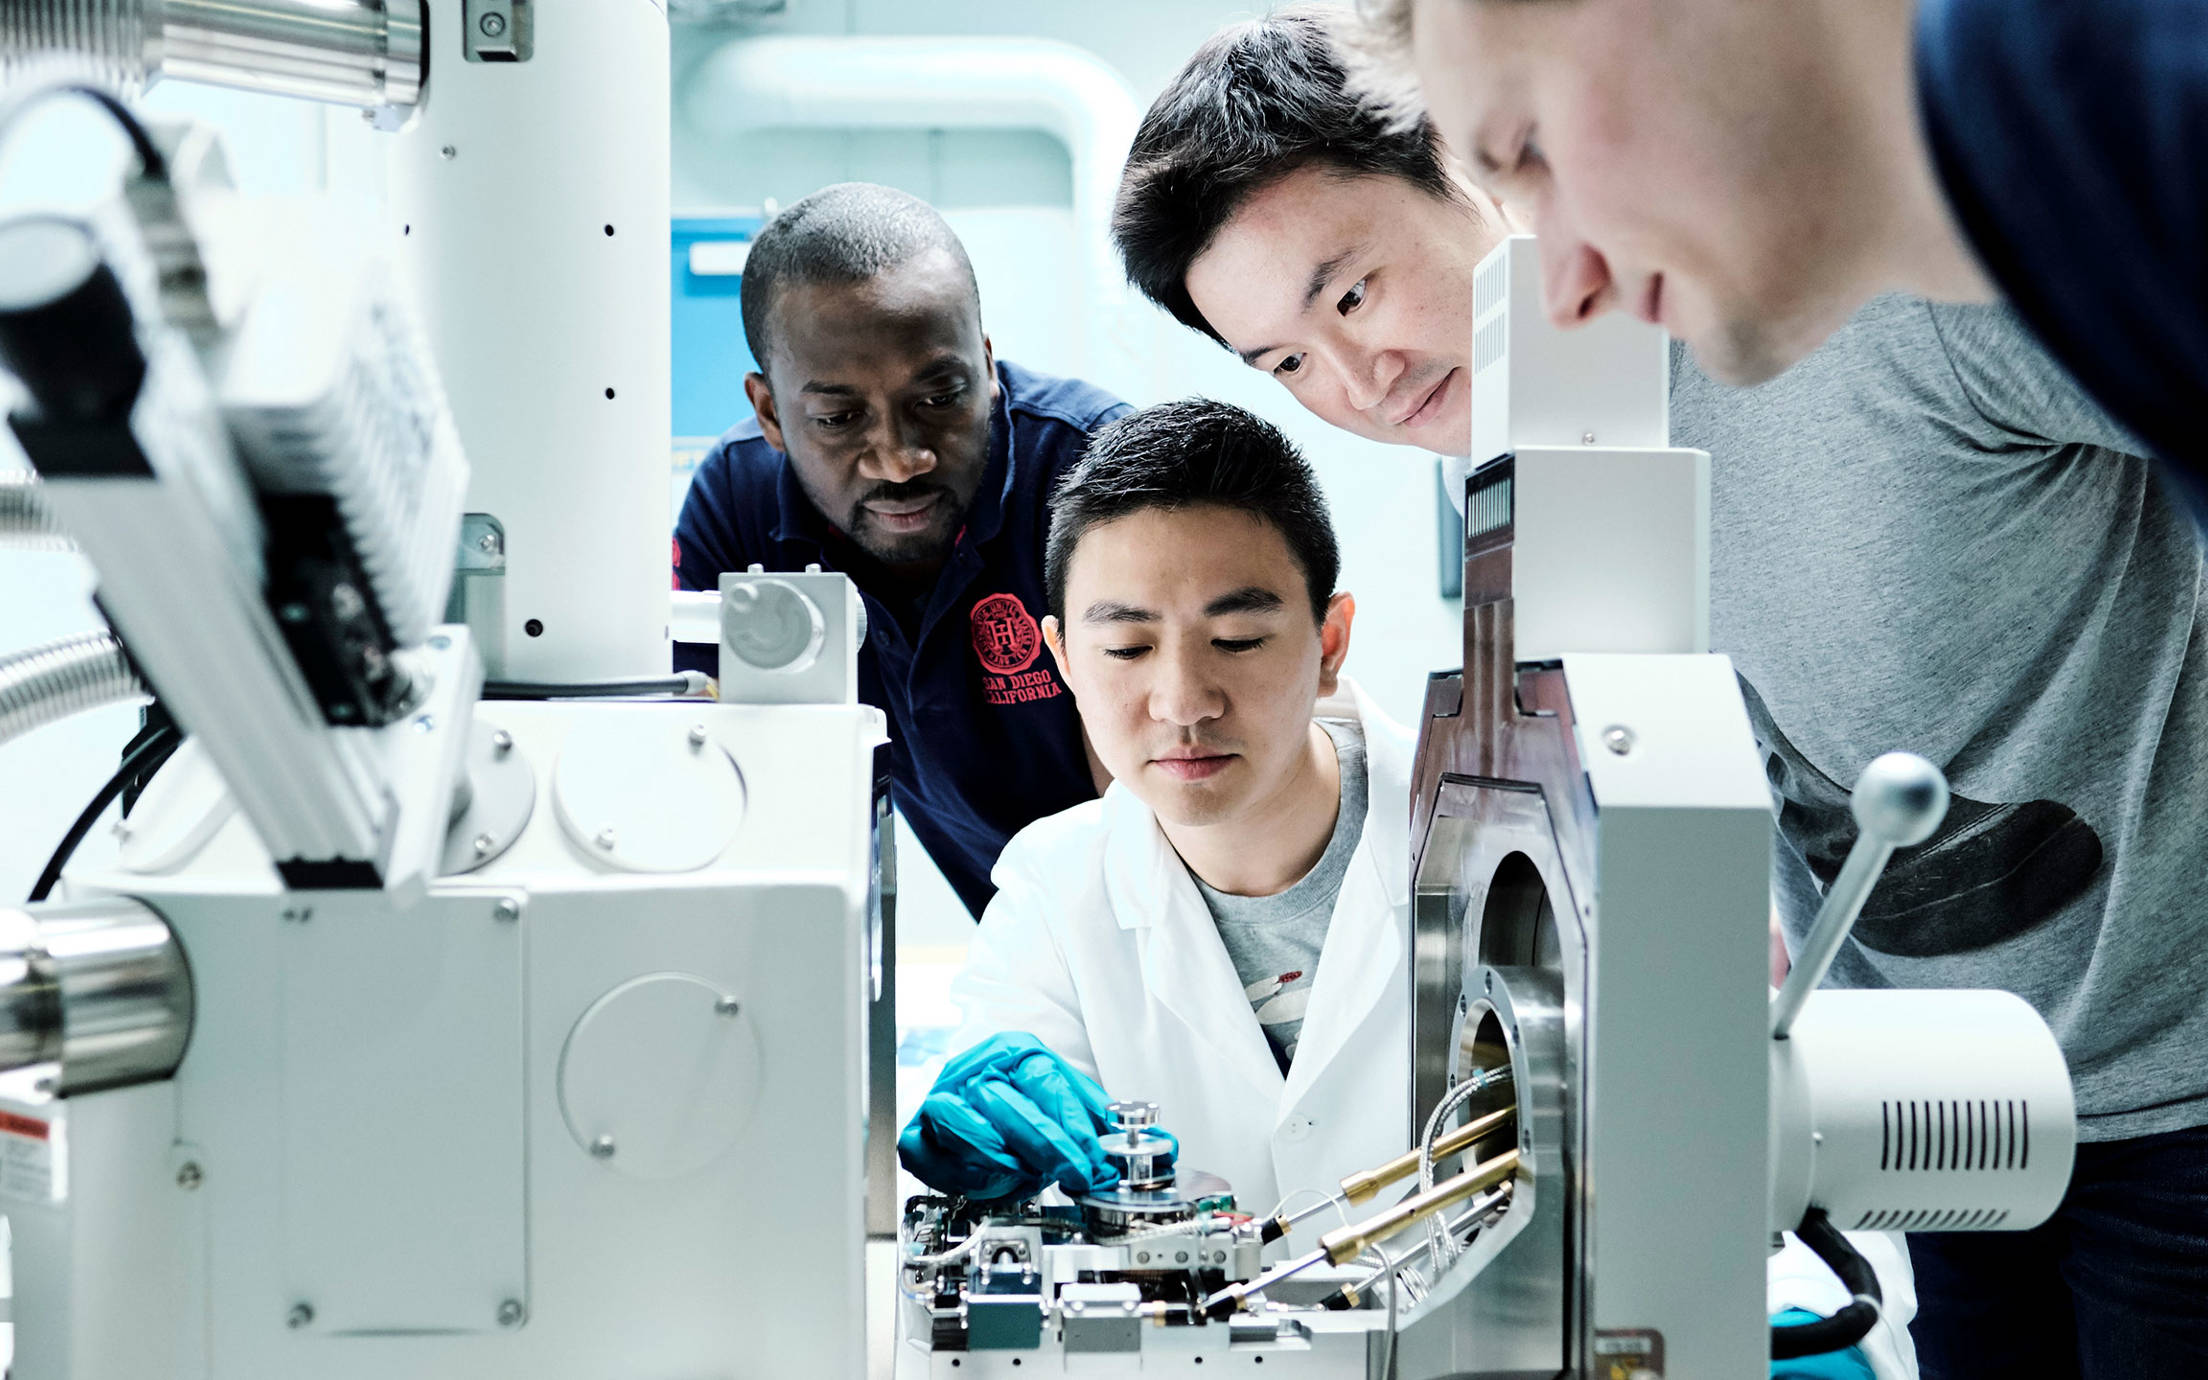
[{"x1": 0, "y1": 629, "x2": 146, "y2": 747}]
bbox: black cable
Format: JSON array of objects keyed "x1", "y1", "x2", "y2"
[
  {"x1": 1770, "y1": 1208, "x2": 1884, "y2": 1361},
  {"x1": 482, "y1": 677, "x2": 698, "y2": 701},
  {"x1": 28, "y1": 724, "x2": 182, "y2": 903},
  {"x1": 0, "y1": 79, "x2": 169, "y2": 181}
]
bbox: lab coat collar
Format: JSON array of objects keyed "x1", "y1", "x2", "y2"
[{"x1": 1100, "y1": 681, "x2": 1414, "y2": 1110}]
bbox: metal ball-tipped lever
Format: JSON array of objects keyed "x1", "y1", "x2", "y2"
[{"x1": 1770, "y1": 752, "x2": 1948, "y2": 1040}]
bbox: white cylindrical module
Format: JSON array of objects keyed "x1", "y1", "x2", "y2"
[
  {"x1": 389, "y1": 0, "x2": 671, "y2": 681},
  {"x1": 1771, "y1": 989, "x2": 2075, "y2": 1234}
]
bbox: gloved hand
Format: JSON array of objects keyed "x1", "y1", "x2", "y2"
[
  {"x1": 1769, "y1": 1311, "x2": 1876, "y2": 1380},
  {"x1": 898, "y1": 1032, "x2": 1122, "y2": 1202}
]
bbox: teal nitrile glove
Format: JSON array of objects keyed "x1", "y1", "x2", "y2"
[
  {"x1": 897, "y1": 1032, "x2": 1121, "y2": 1202},
  {"x1": 1770, "y1": 1310, "x2": 1877, "y2": 1380}
]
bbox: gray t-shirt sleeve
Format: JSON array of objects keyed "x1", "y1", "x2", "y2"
[{"x1": 1922, "y1": 301, "x2": 2152, "y2": 458}]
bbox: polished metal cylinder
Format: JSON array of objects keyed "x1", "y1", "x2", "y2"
[
  {"x1": 0, "y1": 897, "x2": 192, "y2": 1093},
  {"x1": 0, "y1": 0, "x2": 425, "y2": 127}
]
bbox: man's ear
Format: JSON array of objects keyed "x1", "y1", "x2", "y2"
[
  {"x1": 1316, "y1": 592, "x2": 1356, "y2": 699},
  {"x1": 1042, "y1": 612, "x2": 1070, "y2": 685},
  {"x1": 744, "y1": 372, "x2": 786, "y2": 453},
  {"x1": 983, "y1": 333, "x2": 1001, "y2": 405}
]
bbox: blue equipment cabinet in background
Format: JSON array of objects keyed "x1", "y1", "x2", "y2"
[{"x1": 670, "y1": 213, "x2": 767, "y2": 516}]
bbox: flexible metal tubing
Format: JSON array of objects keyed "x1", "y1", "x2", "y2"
[
  {"x1": 0, "y1": 630, "x2": 145, "y2": 748},
  {"x1": 0, "y1": 472, "x2": 71, "y2": 551}
]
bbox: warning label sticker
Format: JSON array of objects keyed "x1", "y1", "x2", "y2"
[{"x1": 0, "y1": 1107, "x2": 61, "y2": 1204}]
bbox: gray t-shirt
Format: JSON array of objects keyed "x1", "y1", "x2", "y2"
[
  {"x1": 1677, "y1": 294, "x2": 2208, "y2": 1141},
  {"x1": 1195, "y1": 717, "x2": 1368, "y2": 1074}
]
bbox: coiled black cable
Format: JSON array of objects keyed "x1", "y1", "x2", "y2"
[{"x1": 1771, "y1": 1208, "x2": 1884, "y2": 1361}]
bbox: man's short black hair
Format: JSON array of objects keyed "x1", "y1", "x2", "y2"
[
  {"x1": 740, "y1": 182, "x2": 980, "y2": 373},
  {"x1": 1047, "y1": 399, "x2": 1340, "y2": 624},
  {"x1": 1112, "y1": 6, "x2": 1471, "y2": 346}
]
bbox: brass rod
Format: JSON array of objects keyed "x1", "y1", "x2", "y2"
[
  {"x1": 1317, "y1": 1148, "x2": 1520, "y2": 1265},
  {"x1": 1338, "y1": 1105, "x2": 1517, "y2": 1206}
]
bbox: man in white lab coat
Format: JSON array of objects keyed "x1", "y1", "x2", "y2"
[
  {"x1": 900, "y1": 396, "x2": 1413, "y2": 1220},
  {"x1": 898, "y1": 396, "x2": 1914, "y2": 1380}
]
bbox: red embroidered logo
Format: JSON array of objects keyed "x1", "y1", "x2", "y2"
[{"x1": 970, "y1": 592, "x2": 1043, "y2": 674}]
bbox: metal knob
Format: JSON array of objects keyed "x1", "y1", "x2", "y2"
[
  {"x1": 1107, "y1": 1100, "x2": 1159, "y2": 1132},
  {"x1": 721, "y1": 579, "x2": 826, "y2": 673},
  {"x1": 1771, "y1": 753, "x2": 1949, "y2": 1039}
]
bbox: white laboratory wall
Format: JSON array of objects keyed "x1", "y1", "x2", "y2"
[{"x1": 671, "y1": 1, "x2": 1463, "y2": 947}]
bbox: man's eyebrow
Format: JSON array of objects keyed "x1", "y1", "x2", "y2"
[
  {"x1": 1234, "y1": 242, "x2": 1368, "y2": 366},
  {"x1": 1301, "y1": 242, "x2": 1365, "y2": 312},
  {"x1": 1082, "y1": 600, "x2": 1158, "y2": 625},
  {"x1": 1205, "y1": 586, "x2": 1287, "y2": 617},
  {"x1": 912, "y1": 354, "x2": 971, "y2": 382},
  {"x1": 799, "y1": 380, "x2": 863, "y2": 397}
]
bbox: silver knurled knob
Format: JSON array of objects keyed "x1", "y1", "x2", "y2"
[{"x1": 1107, "y1": 1100, "x2": 1159, "y2": 1131}]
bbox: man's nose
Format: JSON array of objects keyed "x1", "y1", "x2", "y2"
[
  {"x1": 1541, "y1": 237, "x2": 1617, "y2": 329},
  {"x1": 1338, "y1": 345, "x2": 1406, "y2": 414},
  {"x1": 1149, "y1": 647, "x2": 1224, "y2": 727},
  {"x1": 862, "y1": 416, "x2": 938, "y2": 483}
]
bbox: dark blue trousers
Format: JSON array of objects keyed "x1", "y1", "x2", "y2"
[{"x1": 1908, "y1": 1123, "x2": 2208, "y2": 1377}]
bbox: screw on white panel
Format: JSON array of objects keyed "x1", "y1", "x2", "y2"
[
  {"x1": 31, "y1": 1077, "x2": 55, "y2": 1095},
  {"x1": 477, "y1": 531, "x2": 501, "y2": 555},
  {"x1": 688, "y1": 724, "x2": 709, "y2": 749},
  {"x1": 590, "y1": 1136, "x2": 616, "y2": 1160},
  {"x1": 1602, "y1": 725, "x2": 1636, "y2": 756},
  {"x1": 1581, "y1": 431, "x2": 1597, "y2": 445},
  {"x1": 474, "y1": 833, "x2": 495, "y2": 857},
  {"x1": 281, "y1": 906, "x2": 313, "y2": 924},
  {"x1": 491, "y1": 730, "x2": 514, "y2": 756},
  {"x1": 714, "y1": 996, "x2": 741, "y2": 1017},
  {"x1": 593, "y1": 828, "x2": 616, "y2": 851},
  {"x1": 806, "y1": 562, "x2": 822, "y2": 573},
  {"x1": 414, "y1": 714, "x2": 436, "y2": 734},
  {"x1": 494, "y1": 898, "x2": 521, "y2": 923},
  {"x1": 746, "y1": 562, "x2": 765, "y2": 574},
  {"x1": 440, "y1": 144, "x2": 457, "y2": 160},
  {"x1": 478, "y1": 11, "x2": 508, "y2": 37},
  {"x1": 287, "y1": 1303, "x2": 315, "y2": 1329},
  {"x1": 176, "y1": 1162, "x2": 203, "y2": 1190},
  {"x1": 496, "y1": 1298, "x2": 526, "y2": 1327}
]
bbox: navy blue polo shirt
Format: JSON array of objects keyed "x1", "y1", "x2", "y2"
[
  {"x1": 673, "y1": 359, "x2": 1131, "y2": 916},
  {"x1": 1916, "y1": 0, "x2": 2208, "y2": 516}
]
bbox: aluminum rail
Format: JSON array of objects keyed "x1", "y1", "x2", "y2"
[
  {"x1": 0, "y1": 0, "x2": 425, "y2": 129},
  {"x1": 0, "y1": 629, "x2": 145, "y2": 748}
]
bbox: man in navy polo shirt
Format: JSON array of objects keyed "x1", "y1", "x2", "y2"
[{"x1": 673, "y1": 183, "x2": 1130, "y2": 916}]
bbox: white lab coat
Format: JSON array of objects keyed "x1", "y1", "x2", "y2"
[
  {"x1": 946, "y1": 683, "x2": 1918, "y2": 1379},
  {"x1": 951, "y1": 681, "x2": 1413, "y2": 1218}
]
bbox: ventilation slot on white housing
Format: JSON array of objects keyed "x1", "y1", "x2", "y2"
[
  {"x1": 1880, "y1": 1098, "x2": 2030, "y2": 1174},
  {"x1": 1852, "y1": 1206, "x2": 2012, "y2": 1232}
]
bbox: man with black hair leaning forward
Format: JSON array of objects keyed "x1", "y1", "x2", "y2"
[
  {"x1": 895, "y1": 400, "x2": 1917, "y2": 1380},
  {"x1": 1110, "y1": 10, "x2": 2208, "y2": 1377}
]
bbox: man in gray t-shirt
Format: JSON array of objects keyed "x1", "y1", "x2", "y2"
[
  {"x1": 1196, "y1": 717, "x2": 1368, "y2": 1071},
  {"x1": 1683, "y1": 296, "x2": 2208, "y2": 1145}
]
